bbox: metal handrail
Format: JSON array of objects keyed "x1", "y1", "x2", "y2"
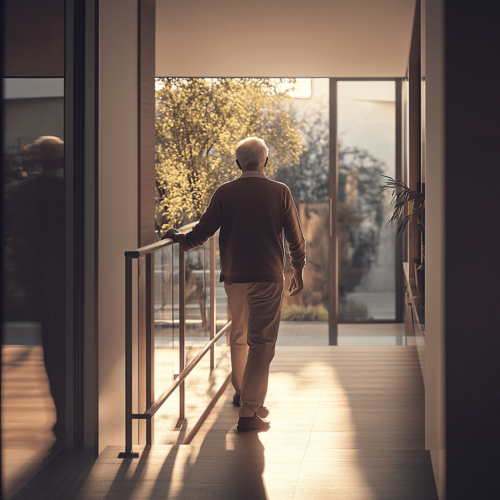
[
  {"x1": 140, "y1": 321, "x2": 231, "y2": 418},
  {"x1": 119, "y1": 222, "x2": 230, "y2": 458},
  {"x1": 124, "y1": 221, "x2": 199, "y2": 258}
]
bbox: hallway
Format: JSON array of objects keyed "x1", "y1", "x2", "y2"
[{"x1": 10, "y1": 345, "x2": 438, "y2": 499}]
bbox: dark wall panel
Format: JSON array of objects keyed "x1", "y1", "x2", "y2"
[
  {"x1": 445, "y1": 0, "x2": 500, "y2": 498},
  {"x1": 5, "y1": 0, "x2": 64, "y2": 77},
  {"x1": 408, "y1": 0, "x2": 421, "y2": 276}
]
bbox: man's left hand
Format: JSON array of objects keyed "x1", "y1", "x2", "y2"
[{"x1": 288, "y1": 269, "x2": 304, "y2": 297}]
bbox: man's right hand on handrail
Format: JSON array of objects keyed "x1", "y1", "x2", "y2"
[{"x1": 164, "y1": 227, "x2": 181, "y2": 242}]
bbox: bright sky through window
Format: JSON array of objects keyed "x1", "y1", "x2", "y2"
[{"x1": 277, "y1": 78, "x2": 312, "y2": 99}]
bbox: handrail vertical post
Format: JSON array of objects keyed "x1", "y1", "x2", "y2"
[
  {"x1": 137, "y1": 256, "x2": 146, "y2": 444},
  {"x1": 210, "y1": 237, "x2": 216, "y2": 370},
  {"x1": 118, "y1": 255, "x2": 139, "y2": 458},
  {"x1": 145, "y1": 253, "x2": 155, "y2": 445},
  {"x1": 179, "y1": 247, "x2": 186, "y2": 421}
]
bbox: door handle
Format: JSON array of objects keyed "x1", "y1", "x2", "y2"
[{"x1": 329, "y1": 197, "x2": 332, "y2": 237}]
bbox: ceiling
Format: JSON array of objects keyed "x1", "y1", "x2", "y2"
[{"x1": 156, "y1": 0, "x2": 416, "y2": 78}]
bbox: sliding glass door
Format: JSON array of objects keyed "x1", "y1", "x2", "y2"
[{"x1": 329, "y1": 79, "x2": 403, "y2": 343}]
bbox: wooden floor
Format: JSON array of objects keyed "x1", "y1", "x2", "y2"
[
  {"x1": 2, "y1": 345, "x2": 57, "y2": 498},
  {"x1": 153, "y1": 343, "x2": 232, "y2": 445},
  {"x1": 6, "y1": 346, "x2": 438, "y2": 500}
]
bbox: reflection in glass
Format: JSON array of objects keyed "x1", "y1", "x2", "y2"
[
  {"x1": 337, "y1": 81, "x2": 397, "y2": 321},
  {"x1": 3, "y1": 78, "x2": 65, "y2": 495},
  {"x1": 185, "y1": 244, "x2": 208, "y2": 340},
  {"x1": 276, "y1": 79, "x2": 330, "y2": 325},
  {"x1": 154, "y1": 245, "x2": 177, "y2": 399}
]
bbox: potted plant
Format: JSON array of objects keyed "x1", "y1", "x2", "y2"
[{"x1": 382, "y1": 175, "x2": 425, "y2": 294}]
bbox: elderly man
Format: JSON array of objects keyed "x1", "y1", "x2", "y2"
[{"x1": 167, "y1": 137, "x2": 306, "y2": 431}]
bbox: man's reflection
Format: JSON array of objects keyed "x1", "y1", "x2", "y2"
[{"x1": 5, "y1": 136, "x2": 66, "y2": 444}]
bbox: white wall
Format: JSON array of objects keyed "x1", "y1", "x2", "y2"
[
  {"x1": 423, "y1": 0, "x2": 445, "y2": 498},
  {"x1": 156, "y1": 0, "x2": 416, "y2": 78},
  {"x1": 98, "y1": 0, "x2": 138, "y2": 453}
]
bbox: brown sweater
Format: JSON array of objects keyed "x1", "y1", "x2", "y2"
[{"x1": 179, "y1": 171, "x2": 306, "y2": 283}]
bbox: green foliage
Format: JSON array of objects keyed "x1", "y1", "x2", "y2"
[
  {"x1": 281, "y1": 304, "x2": 328, "y2": 321},
  {"x1": 155, "y1": 78, "x2": 303, "y2": 229},
  {"x1": 381, "y1": 175, "x2": 425, "y2": 237},
  {"x1": 338, "y1": 145, "x2": 386, "y2": 292},
  {"x1": 276, "y1": 107, "x2": 329, "y2": 203},
  {"x1": 276, "y1": 105, "x2": 387, "y2": 295}
]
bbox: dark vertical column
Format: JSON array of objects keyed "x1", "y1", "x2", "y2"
[
  {"x1": 138, "y1": 0, "x2": 156, "y2": 247},
  {"x1": 66, "y1": 0, "x2": 99, "y2": 455},
  {"x1": 125, "y1": 256, "x2": 133, "y2": 454},
  {"x1": 328, "y1": 79, "x2": 338, "y2": 345},
  {"x1": 70, "y1": 0, "x2": 86, "y2": 453},
  {"x1": 445, "y1": 1, "x2": 500, "y2": 498},
  {"x1": 408, "y1": 0, "x2": 421, "y2": 278},
  {"x1": 401, "y1": 79, "x2": 409, "y2": 263},
  {"x1": 395, "y1": 79, "x2": 404, "y2": 324},
  {"x1": 65, "y1": 0, "x2": 76, "y2": 452},
  {"x1": 83, "y1": 0, "x2": 99, "y2": 455},
  {"x1": 119, "y1": 255, "x2": 139, "y2": 458},
  {"x1": 136, "y1": 0, "x2": 156, "y2": 445},
  {"x1": 1, "y1": 0, "x2": 6, "y2": 489}
]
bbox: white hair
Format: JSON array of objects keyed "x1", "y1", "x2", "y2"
[{"x1": 235, "y1": 137, "x2": 268, "y2": 170}]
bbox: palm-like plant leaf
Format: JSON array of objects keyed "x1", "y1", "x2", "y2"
[{"x1": 381, "y1": 175, "x2": 425, "y2": 237}]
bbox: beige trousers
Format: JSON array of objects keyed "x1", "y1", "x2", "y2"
[{"x1": 224, "y1": 282, "x2": 284, "y2": 417}]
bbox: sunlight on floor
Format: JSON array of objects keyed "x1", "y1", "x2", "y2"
[
  {"x1": 11, "y1": 346, "x2": 436, "y2": 500},
  {"x1": 278, "y1": 322, "x2": 406, "y2": 346}
]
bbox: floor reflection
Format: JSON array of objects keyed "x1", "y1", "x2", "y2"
[
  {"x1": 2, "y1": 340, "x2": 57, "y2": 499},
  {"x1": 277, "y1": 321, "x2": 406, "y2": 346}
]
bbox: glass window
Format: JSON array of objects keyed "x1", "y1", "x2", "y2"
[
  {"x1": 276, "y1": 78, "x2": 330, "y2": 336},
  {"x1": 3, "y1": 78, "x2": 65, "y2": 495},
  {"x1": 337, "y1": 81, "x2": 397, "y2": 322}
]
